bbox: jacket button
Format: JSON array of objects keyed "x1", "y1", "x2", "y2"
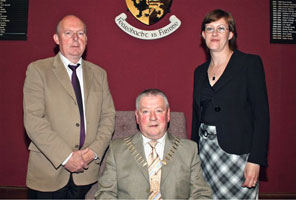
[
  {"x1": 76, "y1": 123, "x2": 80, "y2": 127},
  {"x1": 214, "y1": 106, "x2": 221, "y2": 112},
  {"x1": 75, "y1": 145, "x2": 79, "y2": 148}
]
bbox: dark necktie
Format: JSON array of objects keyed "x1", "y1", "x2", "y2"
[{"x1": 68, "y1": 64, "x2": 85, "y2": 149}]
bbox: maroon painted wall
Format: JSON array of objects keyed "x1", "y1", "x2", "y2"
[{"x1": 0, "y1": 0, "x2": 295, "y2": 193}]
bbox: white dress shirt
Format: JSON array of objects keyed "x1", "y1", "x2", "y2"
[{"x1": 142, "y1": 133, "x2": 167, "y2": 161}]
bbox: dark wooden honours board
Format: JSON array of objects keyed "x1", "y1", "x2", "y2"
[
  {"x1": 0, "y1": 0, "x2": 28, "y2": 40},
  {"x1": 271, "y1": 0, "x2": 296, "y2": 44}
]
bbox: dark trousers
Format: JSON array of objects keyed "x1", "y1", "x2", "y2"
[{"x1": 28, "y1": 175, "x2": 93, "y2": 199}]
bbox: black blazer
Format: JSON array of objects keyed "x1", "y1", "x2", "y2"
[{"x1": 191, "y1": 49, "x2": 269, "y2": 166}]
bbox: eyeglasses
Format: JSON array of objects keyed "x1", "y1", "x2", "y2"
[{"x1": 205, "y1": 25, "x2": 229, "y2": 34}]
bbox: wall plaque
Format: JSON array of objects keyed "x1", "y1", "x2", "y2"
[
  {"x1": 0, "y1": 0, "x2": 28, "y2": 40},
  {"x1": 270, "y1": 0, "x2": 296, "y2": 44},
  {"x1": 115, "y1": 0, "x2": 181, "y2": 40}
]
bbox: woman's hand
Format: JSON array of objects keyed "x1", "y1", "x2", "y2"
[{"x1": 242, "y1": 162, "x2": 260, "y2": 188}]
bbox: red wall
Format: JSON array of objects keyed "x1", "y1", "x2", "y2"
[{"x1": 0, "y1": 0, "x2": 295, "y2": 193}]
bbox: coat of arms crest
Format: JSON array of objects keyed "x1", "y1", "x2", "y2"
[{"x1": 125, "y1": 0, "x2": 172, "y2": 25}]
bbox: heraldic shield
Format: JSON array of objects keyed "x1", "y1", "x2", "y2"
[{"x1": 126, "y1": 0, "x2": 172, "y2": 25}]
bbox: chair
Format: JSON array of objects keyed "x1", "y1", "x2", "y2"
[{"x1": 85, "y1": 110, "x2": 187, "y2": 199}]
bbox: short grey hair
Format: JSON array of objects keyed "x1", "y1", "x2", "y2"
[{"x1": 136, "y1": 89, "x2": 169, "y2": 111}]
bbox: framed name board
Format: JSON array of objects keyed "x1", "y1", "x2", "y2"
[
  {"x1": 270, "y1": 0, "x2": 296, "y2": 44},
  {"x1": 0, "y1": 0, "x2": 28, "y2": 40}
]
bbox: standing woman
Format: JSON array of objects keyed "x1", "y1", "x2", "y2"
[{"x1": 191, "y1": 9, "x2": 269, "y2": 199}]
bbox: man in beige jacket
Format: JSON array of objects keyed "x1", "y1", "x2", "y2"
[
  {"x1": 96, "y1": 89, "x2": 212, "y2": 199},
  {"x1": 23, "y1": 15, "x2": 115, "y2": 199}
]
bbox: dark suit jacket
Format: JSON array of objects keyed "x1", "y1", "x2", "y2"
[
  {"x1": 95, "y1": 133, "x2": 213, "y2": 199},
  {"x1": 191, "y1": 49, "x2": 269, "y2": 166},
  {"x1": 23, "y1": 54, "x2": 115, "y2": 191}
]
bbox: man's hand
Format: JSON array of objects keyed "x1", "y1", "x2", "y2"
[
  {"x1": 82, "y1": 148, "x2": 96, "y2": 164},
  {"x1": 242, "y1": 162, "x2": 260, "y2": 188},
  {"x1": 64, "y1": 149, "x2": 89, "y2": 172}
]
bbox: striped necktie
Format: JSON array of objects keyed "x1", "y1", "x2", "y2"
[{"x1": 148, "y1": 140, "x2": 162, "y2": 200}]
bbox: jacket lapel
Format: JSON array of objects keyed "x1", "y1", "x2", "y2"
[
  {"x1": 212, "y1": 50, "x2": 239, "y2": 93},
  {"x1": 161, "y1": 133, "x2": 179, "y2": 185},
  {"x1": 131, "y1": 133, "x2": 150, "y2": 183},
  {"x1": 52, "y1": 55, "x2": 76, "y2": 102},
  {"x1": 82, "y1": 60, "x2": 93, "y2": 105}
]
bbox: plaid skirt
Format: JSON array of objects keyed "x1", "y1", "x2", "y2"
[{"x1": 199, "y1": 123, "x2": 258, "y2": 199}]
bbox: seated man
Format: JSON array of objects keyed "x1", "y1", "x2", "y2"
[{"x1": 95, "y1": 89, "x2": 212, "y2": 199}]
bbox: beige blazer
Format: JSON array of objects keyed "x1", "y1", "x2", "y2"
[
  {"x1": 95, "y1": 133, "x2": 212, "y2": 199},
  {"x1": 23, "y1": 54, "x2": 115, "y2": 191}
]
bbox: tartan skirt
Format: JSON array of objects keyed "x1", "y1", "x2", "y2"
[{"x1": 199, "y1": 123, "x2": 258, "y2": 199}]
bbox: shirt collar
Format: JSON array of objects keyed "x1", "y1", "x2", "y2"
[
  {"x1": 142, "y1": 132, "x2": 167, "y2": 146},
  {"x1": 58, "y1": 52, "x2": 82, "y2": 67}
]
